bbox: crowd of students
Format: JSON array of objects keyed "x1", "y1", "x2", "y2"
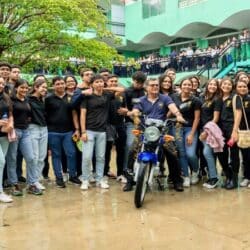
[
  {"x1": 0, "y1": 61, "x2": 249, "y2": 204},
  {"x1": 113, "y1": 30, "x2": 250, "y2": 77}
]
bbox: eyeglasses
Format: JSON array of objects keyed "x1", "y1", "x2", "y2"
[{"x1": 148, "y1": 84, "x2": 159, "y2": 87}]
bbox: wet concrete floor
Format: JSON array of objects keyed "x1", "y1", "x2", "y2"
[{"x1": 0, "y1": 176, "x2": 250, "y2": 250}]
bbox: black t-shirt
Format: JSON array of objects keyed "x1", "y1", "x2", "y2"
[
  {"x1": 171, "y1": 93, "x2": 201, "y2": 127},
  {"x1": 219, "y1": 94, "x2": 235, "y2": 135},
  {"x1": 28, "y1": 96, "x2": 46, "y2": 126},
  {"x1": 12, "y1": 97, "x2": 31, "y2": 129},
  {"x1": 45, "y1": 93, "x2": 74, "y2": 133},
  {"x1": 109, "y1": 93, "x2": 126, "y2": 126},
  {"x1": 236, "y1": 94, "x2": 250, "y2": 130},
  {"x1": 124, "y1": 87, "x2": 145, "y2": 123},
  {"x1": 81, "y1": 92, "x2": 113, "y2": 132},
  {"x1": 199, "y1": 95, "x2": 222, "y2": 128},
  {"x1": 0, "y1": 93, "x2": 10, "y2": 137}
]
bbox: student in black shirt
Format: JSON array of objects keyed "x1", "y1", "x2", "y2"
[
  {"x1": 190, "y1": 76, "x2": 202, "y2": 97},
  {"x1": 28, "y1": 78, "x2": 48, "y2": 191},
  {"x1": 159, "y1": 74, "x2": 175, "y2": 98},
  {"x1": 64, "y1": 75, "x2": 82, "y2": 178},
  {"x1": 117, "y1": 71, "x2": 146, "y2": 172},
  {"x1": 45, "y1": 76, "x2": 81, "y2": 188},
  {"x1": 199, "y1": 79, "x2": 222, "y2": 188},
  {"x1": 233, "y1": 80, "x2": 250, "y2": 187},
  {"x1": 171, "y1": 78, "x2": 201, "y2": 188},
  {"x1": 71, "y1": 68, "x2": 94, "y2": 109},
  {"x1": 104, "y1": 75, "x2": 127, "y2": 183},
  {"x1": 217, "y1": 78, "x2": 239, "y2": 189},
  {"x1": 0, "y1": 76, "x2": 13, "y2": 202},
  {"x1": 80, "y1": 74, "x2": 114, "y2": 190},
  {"x1": 6, "y1": 79, "x2": 43, "y2": 196}
]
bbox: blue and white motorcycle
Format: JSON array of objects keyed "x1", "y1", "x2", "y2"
[{"x1": 132, "y1": 118, "x2": 176, "y2": 208}]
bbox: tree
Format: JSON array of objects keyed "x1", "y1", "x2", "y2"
[{"x1": 0, "y1": 0, "x2": 121, "y2": 71}]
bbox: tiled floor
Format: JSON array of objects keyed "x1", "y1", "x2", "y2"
[{"x1": 0, "y1": 177, "x2": 250, "y2": 250}]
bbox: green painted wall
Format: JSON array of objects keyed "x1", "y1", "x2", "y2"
[
  {"x1": 122, "y1": 51, "x2": 140, "y2": 58},
  {"x1": 125, "y1": 0, "x2": 250, "y2": 43},
  {"x1": 196, "y1": 39, "x2": 208, "y2": 49},
  {"x1": 160, "y1": 46, "x2": 171, "y2": 56}
]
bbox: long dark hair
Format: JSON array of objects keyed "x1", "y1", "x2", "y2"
[
  {"x1": 29, "y1": 78, "x2": 47, "y2": 95},
  {"x1": 158, "y1": 74, "x2": 173, "y2": 94},
  {"x1": 203, "y1": 78, "x2": 222, "y2": 100}
]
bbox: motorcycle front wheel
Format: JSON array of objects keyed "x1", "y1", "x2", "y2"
[{"x1": 134, "y1": 162, "x2": 150, "y2": 208}]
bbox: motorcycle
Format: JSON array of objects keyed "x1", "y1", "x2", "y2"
[{"x1": 132, "y1": 117, "x2": 177, "y2": 208}]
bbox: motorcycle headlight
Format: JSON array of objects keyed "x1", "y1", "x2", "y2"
[{"x1": 144, "y1": 126, "x2": 161, "y2": 142}]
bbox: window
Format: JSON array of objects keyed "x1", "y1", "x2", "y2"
[
  {"x1": 178, "y1": 0, "x2": 207, "y2": 8},
  {"x1": 142, "y1": 0, "x2": 165, "y2": 19}
]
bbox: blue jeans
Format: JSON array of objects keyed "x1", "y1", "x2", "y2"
[
  {"x1": 48, "y1": 131, "x2": 77, "y2": 179},
  {"x1": 174, "y1": 126, "x2": 199, "y2": 177},
  {"x1": 202, "y1": 140, "x2": 217, "y2": 179},
  {"x1": 82, "y1": 130, "x2": 106, "y2": 182},
  {"x1": 0, "y1": 136, "x2": 9, "y2": 192},
  {"x1": 6, "y1": 129, "x2": 37, "y2": 185},
  {"x1": 123, "y1": 122, "x2": 134, "y2": 171},
  {"x1": 28, "y1": 124, "x2": 48, "y2": 180}
]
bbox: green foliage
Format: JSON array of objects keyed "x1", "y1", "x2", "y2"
[{"x1": 0, "y1": 0, "x2": 119, "y2": 71}]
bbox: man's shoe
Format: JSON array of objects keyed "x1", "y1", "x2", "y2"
[
  {"x1": 34, "y1": 182, "x2": 46, "y2": 190},
  {"x1": 117, "y1": 175, "x2": 127, "y2": 184},
  {"x1": 191, "y1": 172, "x2": 199, "y2": 185},
  {"x1": 183, "y1": 177, "x2": 190, "y2": 187},
  {"x1": 203, "y1": 178, "x2": 219, "y2": 189},
  {"x1": 27, "y1": 185, "x2": 43, "y2": 195},
  {"x1": 0, "y1": 192, "x2": 13, "y2": 203},
  {"x1": 225, "y1": 173, "x2": 238, "y2": 190},
  {"x1": 174, "y1": 182, "x2": 184, "y2": 192},
  {"x1": 69, "y1": 176, "x2": 82, "y2": 185},
  {"x1": 12, "y1": 184, "x2": 23, "y2": 196},
  {"x1": 225, "y1": 177, "x2": 237, "y2": 190},
  {"x1": 18, "y1": 176, "x2": 26, "y2": 183},
  {"x1": 240, "y1": 178, "x2": 250, "y2": 187},
  {"x1": 80, "y1": 180, "x2": 90, "y2": 190},
  {"x1": 56, "y1": 178, "x2": 66, "y2": 188},
  {"x1": 123, "y1": 182, "x2": 134, "y2": 192},
  {"x1": 96, "y1": 179, "x2": 109, "y2": 189}
]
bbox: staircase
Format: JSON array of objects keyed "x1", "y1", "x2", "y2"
[{"x1": 197, "y1": 39, "x2": 250, "y2": 79}]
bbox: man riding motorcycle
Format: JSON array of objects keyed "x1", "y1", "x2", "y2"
[{"x1": 124, "y1": 78, "x2": 186, "y2": 192}]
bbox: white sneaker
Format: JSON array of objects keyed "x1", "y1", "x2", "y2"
[
  {"x1": 63, "y1": 173, "x2": 68, "y2": 182},
  {"x1": 96, "y1": 179, "x2": 109, "y2": 189},
  {"x1": 240, "y1": 178, "x2": 249, "y2": 187},
  {"x1": 0, "y1": 192, "x2": 13, "y2": 203},
  {"x1": 89, "y1": 175, "x2": 96, "y2": 183},
  {"x1": 80, "y1": 180, "x2": 89, "y2": 190},
  {"x1": 183, "y1": 177, "x2": 190, "y2": 187},
  {"x1": 191, "y1": 172, "x2": 199, "y2": 185},
  {"x1": 35, "y1": 182, "x2": 46, "y2": 190},
  {"x1": 116, "y1": 175, "x2": 127, "y2": 184}
]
